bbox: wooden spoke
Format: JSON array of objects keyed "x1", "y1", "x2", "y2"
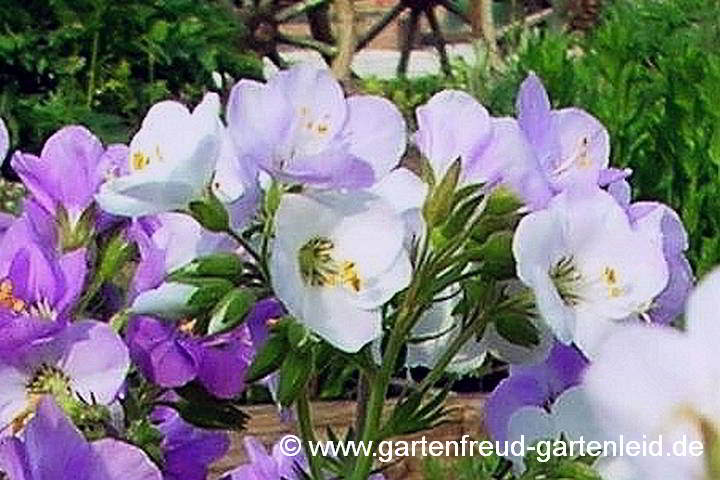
[
  {"x1": 439, "y1": 0, "x2": 472, "y2": 24},
  {"x1": 276, "y1": 32, "x2": 338, "y2": 58},
  {"x1": 398, "y1": 8, "x2": 421, "y2": 77},
  {"x1": 425, "y1": 6, "x2": 451, "y2": 76},
  {"x1": 356, "y1": 3, "x2": 406, "y2": 51}
]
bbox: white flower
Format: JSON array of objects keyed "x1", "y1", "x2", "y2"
[
  {"x1": 270, "y1": 191, "x2": 412, "y2": 352},
  {"x1": 512, "y1": 186, "x2": 668, "y2": 357},
  {"x1": 96, "y1": 93, "x2": 222, "y2": 217},
  {"x1": 584, "y1": 268, "x2": 720, "y2": 480}
]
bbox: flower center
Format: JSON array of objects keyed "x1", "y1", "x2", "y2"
[
  {"x1": 0, "y1": 278, "x2": 27, "y2": 314},
  {"x1": 298, "y1": 237, "x2": 362, "y2": 292},
  {"x1": 297, "y1": 106, "x2": 331, "y2": 137},
  {"x1": 11, "y1": 364, "x2": 73, "y2": 434},
  {"x1": 550, "y1": 256, "x2": 582, "y2": 306},
  {"x1": 602, "y1": 266, "x2": 625, "y2": 298},
  {"x1": 26, "y1": 363, "x2": 72, "y2": 398},
  {"x1": 1, "y1": 278, "x2": 58, "y2": 320},
  {"x1": 131, "y1": 151, "x2": 150, "y2": 171},
  {"x1": 130, "y1": 145, "x2": 164, "y2": 172},
  {"x1": 552, "y1": 136, "x2": 593, "y2": 179}
]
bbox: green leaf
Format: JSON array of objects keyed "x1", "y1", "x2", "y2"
[
  {"x1": 189, "y1": 192, "x2": 229, "y2": 232},
  {"x1": 172, "y1": 383, "x2": 249, "y2": 430},
  {"x1": 476, "y1": 231, "x2": 515, "y2": 278},
  {"x1": 246, "y1": 333, "x2": 290, "y2": 382},
  {"x1": 423, "y1": 158, "x2": 461, "y2": 227},
  {"x1": 483, "y1": 187, "x2": 523, "y2": 216},
  {"x1": 97, "y1": 230, "x2": 137, "y2": 282},
  {"x1": 495, "y1": 314, "x2": 540, "y2": 348},
  {"x1": 276, "y1": 347, "x2": 314, "y2": 406},
  {"x1": 169, "y1": 252, "x2": 246, "y2": 281},
  {"x1": 186, "y1": 278, "x2": 235, "y2": 313},
  {"x1": 207, "y1": 289, "x2": 256, "y2": 335}
]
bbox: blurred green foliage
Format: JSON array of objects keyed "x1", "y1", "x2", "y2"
[
  {"x1": 0, "y1": 0, "x2": 262, "y2": 155},
  {"x1": 361, "y1": 0, "x2": 720, "y2": 274}
]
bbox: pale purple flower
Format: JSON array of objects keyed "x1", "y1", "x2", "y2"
[
  {"x1": 414, "y1": 90, "x2": 492, "y2": 181},
  {"x1": 413, "y1": 88, "x2": 554, "y2": 209},
  {"x1": 270, "y1": 191, "x2": 412, "y2": 352},
  {"x1": 127, "y1": 213, "x2": 236, "y2": 318},
  {"x1": 608, "y1": 179, "x2": 693, "y2": 325},
  {"x1": 12, "y1": 126, "x2": 127, "y2": 224},
  {"x1": 212, "y1": 127, "x2": 261, "y2": 231},
  {"x1": 220, "y1": 436, "x2": 308, "y2": 480},
  {"x1": 0, "y1": 320, "x2": 130, "y2": 434},
  {"x1": 0, "y1": 396, "x2": 161, "y2": 480},
  {"x1": 485, "y1": 342, "x2": 588, "y2": 443},
  {"x1": 465, "y1": 117, "x2": 555, "y2": 210},
  {"x1": 486, "y1": 343, "x2": 599, "y2": 473},
  {"x1": 150, "y1": 405, "x2": 229, "y2": 480},
  {"x1": 0, "y1": 213, "x2": 13, "y2": 239},
  {"x1": 226, "y1": 64, "x2": 406, "y2": 189},
  {"x1": 0, "y1": 206, "x2": 87, "y2": 322},
  {"x1": 514, "y1": 73, "x2": 629, "y2": 193},
  {"x1": 512, "y1": 185, "x2": 670, "y2": 357},
  {"x1": 126, "y1": 315, "x2": 253, "y2": 399}
]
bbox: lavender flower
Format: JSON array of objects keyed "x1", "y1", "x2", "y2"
[
  {"x1": 0, "y1": 320, "x2": 129, "y2": 434},
  {"x1": 0, "y1": 117, "x2": 9, "y2": 162},
  {"x1": 12, "y1": 126, "x2": 127, "y2": 228},
  {"x1": 151, "y1": 406, "x2": 229, "y2": 480},
  {"x1": 96, "y1": 94, "x2": 222, "y2": 217},
  {"x1": 514, "y1": 73, "x2": 629, "y2": 193},
  {"x1": 607, "y1": 179, "x2": 693, "y2": 325},
  {"x1": 0, "y1": 207, "x2": 86, "y2": 322},
  {"x1": 0, "y1": 396, "x2": 161, "y2": 480},
  {"x1": 126, "y1": 315, "x2": 253, "y2": 399},
  {"x1": 584, "y1": 268, "x2": 720, "y2": 479}
]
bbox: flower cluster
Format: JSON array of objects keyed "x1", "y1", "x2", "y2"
[{"x1": 0, "y1": 63, "x2": 705, "y2": 480}]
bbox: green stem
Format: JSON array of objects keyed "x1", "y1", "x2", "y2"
[
  {"x1": 296, "y1": 389, "x2": 324, "y2": 480},
  {"x1": 416, "y1": 310, "x2": 487, "y2": 394},
  {"x1": 86, "y1": 31, "x2": 99, "y2": 108},
  {"x1": 74, "y1": 276, "x2": 104, "y2": 318},
  {"x1": 225, "y1": 228, "x2": 269, "y2": 282}
]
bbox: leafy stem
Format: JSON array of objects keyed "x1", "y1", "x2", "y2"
[
  {"x1": 224, "y1": 228, "x2": 269, "y2": 283},
  {"x1": 297, "y1": 387, "x2": 324, "y2": 479}
]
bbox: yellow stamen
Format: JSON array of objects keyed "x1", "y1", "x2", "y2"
[
  {"x1": 0, "y1": 278, "x2": 27, "y2": 314},
  {"x1": 131, "y1": 151, "x2": 150, "y2": 171}
]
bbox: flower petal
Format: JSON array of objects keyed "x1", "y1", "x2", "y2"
[
  {"x1": 344, "y1": 95, "x2": 407, "y2": 179},
  {"x1": 91, "y1": 438, "x2": 162, "y2": 480},
  {"x1": 58, "y1": 321, "x2": 130, "y2": 404}
]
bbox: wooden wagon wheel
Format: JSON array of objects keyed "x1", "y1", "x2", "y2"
[
  {"x1": 238, "y1": 0, "x2": 337, "y2": 69},
  {"x1": 238, "y1": 0, "x2": 480, "y2": 77},
  {"x1": 238, "y1": 0, "x2": 558, "y2": 79}
]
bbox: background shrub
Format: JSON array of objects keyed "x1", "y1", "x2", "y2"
[{"x1": 0, "y1": 0, "x2": 262, "y2": 160}]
